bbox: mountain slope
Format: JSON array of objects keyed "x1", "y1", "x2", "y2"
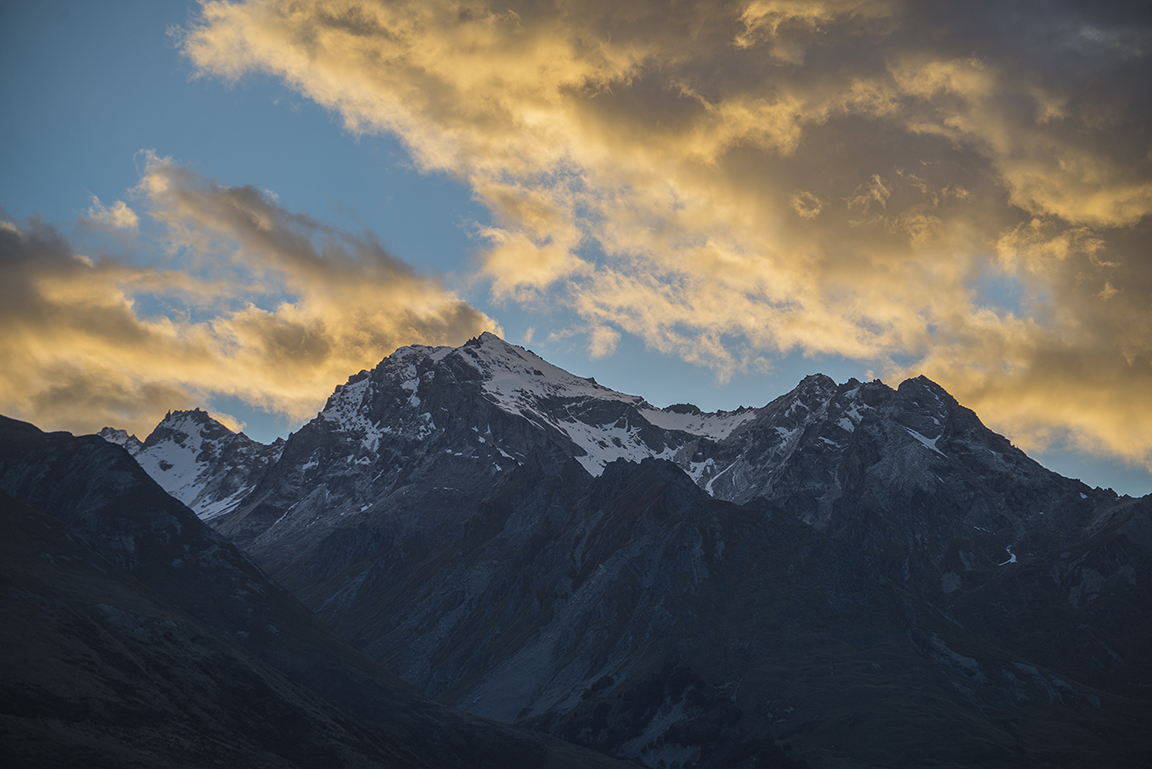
[
  {"x1": 110, "y1": 334, "x2": 1152, "y2": 767},
  {"x1": 0, "y1": 415, "x2": 635, "y2": 769},
  {"x1": 103, "y1": 336, "x2": 1138, "y2": 768},
  {"x1": 245, "y1": 452, "x2": 1151, "y2": 768}
]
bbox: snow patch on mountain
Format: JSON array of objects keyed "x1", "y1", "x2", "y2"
[
  {"x1": 197, "y1": 487, "x2": 250, "y2": 521},
  {"x1": 133, "y1": 416, "x2": 210, "y2": 506},
  {"x1": 439, "y1": 333, "x2": 755, "y2": 475},
  {"x1": 640, "y1": 406, "x2": 757, "y2": 441},
  {"x1": 560, "y1": 418, "x2": 677, "y2": 475},
  {"x1": 905, "y1": 427, "x2": 946, "y2": 456}
]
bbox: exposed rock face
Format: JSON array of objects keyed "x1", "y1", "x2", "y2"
[
  {"x1": 112, "y1": 333, "x2": 1152, "y2": 767},
  {"x1": 100, "y1": 409, "x2": 284, "y2": 520}
]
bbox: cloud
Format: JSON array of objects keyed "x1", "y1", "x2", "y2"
[
  {"x1": 0, "y1": 157, "x2": 497, "y2": 438},
  {"x1": 733, "y1": 0, "x2": 896, "y2": 63},
  {"x1": 84, "y1": 196, "x2": 139, "y2": 231},
  {"x1": 789, "y1": 190, "x2": 823, "y2": 220},
  {"x1": 587, "y1": 325, "x2": 621, "y2": 359},
  {"x1": 181, "y1": 0, "x2": 1152, "y2": 470}
]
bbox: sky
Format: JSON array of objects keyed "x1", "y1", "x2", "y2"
[{"x1": 1, "y1": 0, "x2": 1150, "y2": 496}]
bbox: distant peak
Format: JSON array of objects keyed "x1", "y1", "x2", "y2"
[
  {"x1": 155, "y1": 409, "x2": 229, "y2": 433},
  {"x1": 97, "y1": 426, "x2": 142, "y2": 453},
  {"x1": 97, "y1": 426, "x2": 137, "y2": 442}
]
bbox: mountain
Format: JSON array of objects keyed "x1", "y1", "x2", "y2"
[
  {"x1": 111, "y1": 333, "x2": 1152, "y2": 767},
  {"x1": 96, "y1": 425, "x2": 143, "y2": 454},
  {"x1": 100, "y1": 408, "x2": 285, "y2": 520},
  {"x1": 197, "y1": 333, "x2": 757, "y2": 552},
  {"x1": 199, "y1": 333, "x2": 1123, "y2": 593},
  {"x1": 0, "y1": 415, "x2": 636, "y2": 769}
]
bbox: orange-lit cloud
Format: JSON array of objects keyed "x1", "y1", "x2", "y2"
[
  {"x1": 178, "y1": 0, "x2": 1152, "y2": 469},
  {"x1": 84, "y1": 196, "x2": 139, "y2": 231},
  {"x1": 0, "y1": 155, "x2": 497, "y2": 438}
]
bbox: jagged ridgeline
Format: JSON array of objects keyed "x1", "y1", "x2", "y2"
[{"x1": 95, "y1": 333, "x2": 1152, "y2": 767}]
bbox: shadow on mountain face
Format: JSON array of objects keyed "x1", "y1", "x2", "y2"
[
  {"x1": 0, "y1": 415, "x2": 635, "y2": 769},
  {"x1": 233, "y1": 448, "x2": 1152, "y2": 768},
  {"x1": 504, "y1": 460, "x2": 1152, "y2": 769}
]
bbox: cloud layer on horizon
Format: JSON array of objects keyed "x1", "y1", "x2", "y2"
[
  {"x1": 181, "y1": 0, "x2": 1152, "y2": 471},
  {"x1": 0, "y1": 154, "x2": 496, "y2": 438}
]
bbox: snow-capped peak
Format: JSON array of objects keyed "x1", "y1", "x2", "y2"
[
  {"x1": 131, "y1": 410, "x2": 230, "y2": 510},
  {"x1": 443, "y1": 333, "x2": 758, "y2": 473},
  {"x1": 460, "y1": 332, "x2": 648, "y2": 414},
  {"x1": 102, "y1": 409, "x2": 283, "y2": 520},
  {"x1": 97, "y1": 426, "x2": 143, "y2": 454},
  {"x1": 317, "y1": 334, "x2": 762, "y2": 478}
]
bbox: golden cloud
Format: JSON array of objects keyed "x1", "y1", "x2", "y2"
[
  {"x1": 0, "y1": 155, "x2": 497, "y2": 438},
  {"x1": 181, "y1": 0, "x2": 1152, "y2": 471},
  {"x1": 84, "y1": 196, "x2": 139, "y2": 231}
]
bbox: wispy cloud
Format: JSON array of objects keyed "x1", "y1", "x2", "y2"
[
  {"x1": 0, "y1": 154, "x2": 496, "y2": 437},
  {"x1": 84, "y1": 196, "x2": 139, "y2": 231},
  {"x1": 177, "y1": 0, "x2": 1152, "y2": 469}
]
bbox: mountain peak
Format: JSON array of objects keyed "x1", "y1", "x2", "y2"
[
  {"x1": 798, "y1": 372, "x2": 837, "y2": 389},
  {"x1": 97, "y1": 426, "x2": 143, "y2": 454},
  {"x1": 449, "y1": 334, "x2": 645, "y2": 414},
  {"x1": 458, "y1": 330, "x2": 524, "y2": 361},
  {"x1": 107, "y1": 408, "x2": 282, "y2": 521},
  {"x1": 472, "y1": 329, "x2": 509, "y2": 346},
  {"x1": 158, "y1": 407, "x2": 217, "y2": 428},
  {"x1": 143, "y1": 408, "x2": 235, "y2": 451}
]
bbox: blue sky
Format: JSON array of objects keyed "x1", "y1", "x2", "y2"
[{"x1": 2, "y1": 1, "x2": 1150, "y2": 496}]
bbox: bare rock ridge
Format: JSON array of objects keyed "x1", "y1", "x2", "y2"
[
  {"x1": 0, "y1": 415, "x2": 635, "y2": 769},
  {"x1": 98, "y1": 332, "x2": 1151, "y2": 768}
]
